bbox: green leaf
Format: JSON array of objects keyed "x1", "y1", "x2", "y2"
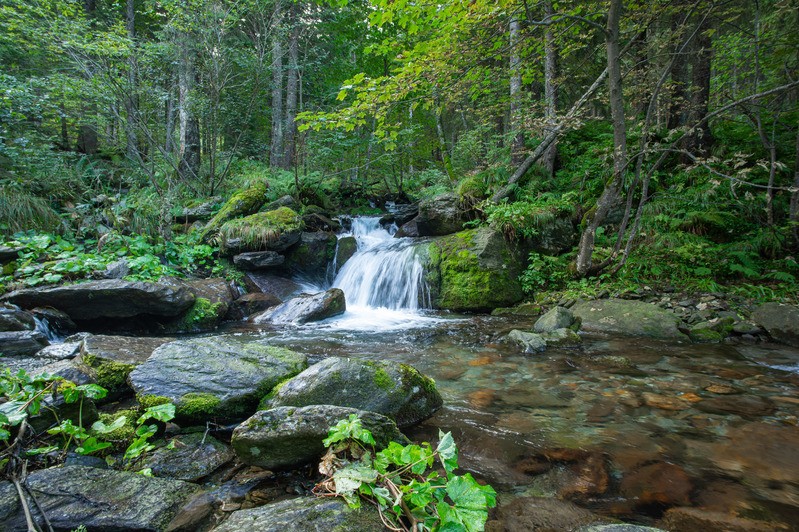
[
  {"x1": 25, "y1": 445, "x2": 59, "y2": 456},
  {"x1": 0, "y1": 401, "x2": 29, "y2": 426},
  {"x1": 137, "y1": 403, "x2": 175, "y2": 424},
  {"x1": 91, "y1": 415, "x2": 127, "y2": 434},
  {"x1": 75, "y1": 437, "x2": 111, "y2": 455},
  {"x1": 436, "y1": 430, "x2": 458, "y2": 473}
]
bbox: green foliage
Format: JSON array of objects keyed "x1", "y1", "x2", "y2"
[
  {"x1": 520, "y1": 252, "x2": 570, "y2": 295},
  {"x1": 480, "y1": 193, "x2": 575, "y2": 241},
  {"x1": 217, "y1": 207, "x2": 303, "y2": 250},
  {"x1": 317, "y1": 414, "x2": 497, "y2": 531},
  {"x1": 0, "y1": 186, "x2": 63, "y2": 235}
]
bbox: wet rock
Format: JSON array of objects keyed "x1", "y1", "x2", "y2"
[
  {"x1": 660, "y1": 507, "x2": 786, "y2": 532},
  {"x1": 178, "y1": 199, "x2": 220, "y2": 222},
  {"x1": 302, "y1": 212, "x2": 341, "y2": 232},
  {"x1": 507, "y1": 330, "x2": 547, "y2": 353},
  {"x1": 243, "y1": 273, "x2": 302, "y2": 299},
  {"x1": 694, "y1": 395, "x2": 775, "y2": 418},
  {"x1": 491, "y1": 302, "x2": 543, "y2": 317},
  {"x1": 143, "y1": 432, "x2": 234, "y2": 481},
  {"x1": 0, "y1": 303, "x2": 35, "y2": 331},
  {"x1": 400, "y1": 192, "x2": 468, "y2": 237},
  {"x1": 577, "y1": 526, "x2": 666, "y2": 532},
  {"x1": 232, "y1": 405, "x2": 408, "y2": 469},
  {"x1": 620, "y1": 462, "x2": 693, "y2": 508},
  {"x1": 752, "y1": 302, "x2": 799, "y2": 347},
  {"x1": 688, "y1": 322, "x2": 724, "y2": 343},
  {"x1": 0, "y1": 245, "x2": 22, "y2": 264},
  {"x1": 226, "y1": 293, "x2": 282, "y2": 320},
  {"x1": 219, "y1": 208, "x2": 303, "y2": 253},
  {"x1": 559, "y1": 452, "x2": 610, "y2": 500},
  {"x1": 212, "y1": 496, "x2": 383, "y2": 532},
  {"x1": 33, "y1": 359, "x2": 95, "y2": 385},
  {"x1": 533, "y1": 306, "x2": 576, "y2": 333},
  {"x1": 426, "y1": 228, "x2": 525, "y2": 312},
  {"x1": 641, "y1": 392, "x2": 691, "y2": 411},
  {"x1": 1, "y1": 279, "x2": 195, "y2": 320},
  {"x1": 385, "y1": 203, "x2": 419, "y2": 227},
  {"x1": 265, "y1": 357, "x2": 442, "y2": 428},
  {"x1": 334, "y1": 236, "x2": 357, "y2": 271},
  {"x1": 251, "y1": 288, "x2": 345, "y2": 325},
  {"x1": 2, "y1": 465, "x2": 200, "y2": 532},
  {"x1": 571, "y1": 299, "x2": 688, "y2": 340},
  {"x1": 0, "y1": 330, "x2": 48, "y2": 356},
  {"x1": 31, "y1": 307, "x2": 76, "y2": 337},
  {"x1": 543, "y1": 328, "x2": 582, "y2": 347},
  {"x1": 282, "y1": 231, "x2": 337, "y2": 284},
  {"x1": 486, "y1": 496, "x2": 603, "y2": 532},
  {"x1": 233, "y1": 250, "x2": 285, "y2": 270},
  {"x1": 732, "y1": 321, "x2": 762, "y2": 335},
  {"x1": 703, "y1": 383, "x2": 739, "y2": 394},
  {"x1": 79, "y1": 334, "x2": 172, "y2": 397},
  {"x1": 37, "y1": 341, "x2": 81, "y2": 360}
]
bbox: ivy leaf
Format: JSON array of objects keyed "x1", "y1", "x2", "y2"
[
  {"x1": 436, "y1": 430, "x2": 458, "y2": 474},
  {"x1": 91, "y1": 415, "x2": 127, "y2": 434},
  {"x1": 137, "y1": 403, "x2": 175, "y2": 424},
  {"x1": 446, "y1": 474, "x2": 497, "y2": 510},
  {"x1": 75, "y1": 383, "x2": 108, "y2": 400}
]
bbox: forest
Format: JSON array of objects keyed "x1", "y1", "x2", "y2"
[{"x1": 1, "y1": 0, "x2": 798, "y2": 299}]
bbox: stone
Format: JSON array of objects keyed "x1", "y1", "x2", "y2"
[
  {"x1": 425, "y1": 228, "x2": 525, "y2": 312},
  {"x1": 33, "y1": 359, "x2": 95, "y2": 385},
  {"x1": 0, "y1": 246, "x2": 22, "y2": 264},
  {"x1": 178, "y1": 199, "x2": 220, "y2": 222},
  {"x1": 0, "y1": 330, "x2": 48, "y2": 356},
  {"x1": 143, "y1": 432, "x2": 234, "y2": 481},
  {"x1": 661, "y1": 507, "x2": 786, "y2": 532},
  {"x1": 212, "y1": 496, "x2": 383, "y2": 532},
  {"x1": 1, "y1": 279, "x2": 195, "y2": 320},
  {"x1": 542, "y1": 328, "x2": 582, "y2": 347},
  {"x1": 226, "y1": 293, "x2": 282, "y2": 320},
  {"x1": 31, "y1": 307, "x2": 75, "y2": 337},
  {"x1": 694, "y1": 395, "x2": 775, "y2": 418},
  {"x1": 620, "y1": 462, "x2": 693, "y2": 507},
  {"x1": 400, "y1": 192, "x2": 469, "y2": 237},
  {"x1": 507, "y1": 330, "x2": 547, "y2": 353},
  {"x1": 219, "y1": 207, "x2": 304, "y2": 253},
  {"x1": 265, "y1": 357, "x2": 442, "y2": 428},
  {"x1": 243, "y1": 273, "x2": 302, "y2": 299},
  {"x1": 533, "y1": 306, "x2": 576, "y2": 333},
  {"x1": 732, "y1": 321, "x2": 762, "y2": 335},
  {"x1": 752, "y1": 302, "x2": 799, "y2": 347},
  {"x1": 282, "y1": 231, "x2": 338, "y2": 284},
  {"x1": 302, "y1": 212, "x2": 341, "y2": 232},
  {"x1": 232, "y1": 405, "x2": 408, "y2": 469},
  {"x1": 130, "y1": 335, "x2": 307, "y2": 424},
  {"x1": 571, "y1": 299, "x2": 688, "y2": 340},
  {"x1": 688, "y1": 322, "x2": 724, "y2": 343},
  {"x1": 102, "y1": 258, "x2": 130, "y2": 279},
  {"x1": 2, "y1": 465, "x2": 200, "y2": 531},
  {"x1": 37, "y1": 341, "x2": 81, "y2": 360},
  {"x1": 385, "y1": 203, "x2": 419, "y2": 226},
  {"x1": 334, "y1": 236, "x2": 358, "y2": 271},
  {"x1": 525, "y1": 215, "x2": 577, "y2": 255},
  {"x1": 485, "y1": 496, "x2": 603, "y2": 532},
  {"x1": 160, "y1": 277, "x2": 237, "y2": 333},
  {"x1": 251, "y1": 288, "x2": 346, "y2": 325},
  {"x1": 641, "y1": 392, "x2": 691, "y2": 411},
  {"x1": 200, "y1": 181, "x2": 270, "y2": 241},
  {"x1": 0, "y1": 304, "x2": 35, "y2": 331},
  {"x1": 233, "y1": 250, "x2": 285, "y2": 270},
  {"x1": 577, "y1": 526, "x2": 666, "y2": 532}
]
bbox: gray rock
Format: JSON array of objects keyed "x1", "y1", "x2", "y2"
[
  {"x1": 577, "y1": 525, "x2": 666, "y2": 532},
  {"x1": 33, "y1": 359, "x2": 95, "y2": 385},
  {"x1": 732, "y1": 321, "x2": 762, "y2": 335},
  {"x1": 401, "y1": 193, "x2": 468, "y2": 237},
  {"x1": 179, "y1": 199, "x2": 220, "y2": 222},
  {"x1": 0, "y1": 330, "x2": 49, "y2": 356},
  {"x1": 386, "y1": 203, "x2": 419, "y2": 226},
  {"x1": 243, "y1": 273, "x2": 302, "y2": 299},
  {"x1": 31, "y1": 307, "x2": 76, "y2": 338},
  {"x1": 226, "y1": 293, "x2": 282, "y2": 320},
  {"x1": 143, "y1": 432, "x2": 234, "y2": 481},
  {"x1": 232, "y1": 405, "x2": 408, "y2": 469},
  {"x1": 507, "y1": 330, "x2": 547, "y2": 353},
  {"x1": 334, "y1": 236, "x2": 357, "y2": 272},
  {"x1": 571, "y1": 299, "x2": 688, "y2": 340},
  {"x1": 2, "y1": 465, "x2": 200, "y2": 531},
  {"x1": 252, "y1": 288, "x2": 346, "y2": 325},
  {"x1": 1, "y1": 279, "x2": 195, "y2": 320},
  {"x1": 130, "y1": 335, "x2": 307, "y2": 423},
  {"x1": 261, "y1": 194, "x2": 298, "y2": 212},
  {"x1": 265, "y1": 357, "x2": 442, "y2": 428},
  {"x1": 543, "y1": 328, "x2": 582, "y2": 347},
  {"x1": 533, "y1": 306, "x2": 576, "y2": 333},
  {"x1": 525, "y1": 215, "x2": 576, "y2": 255},
  {"x1": 487, "y1": 496, "x2": 603, "y2": 531},
  {"x1": 212, "y1": 496, "x2": 383, "y2": 532},
  {"x1": 79, "y1": 334, "x2": 173, "y2": 396},
  {"x1": 103, "y1": 258, "x2": 130, "y2": 279},
  {"x1": 283, "y1": 231, "x2": 338, "y2": 284},
  {"x1": 0, "y1": 246, "x2": 22, "y2": 264},
  {"x1": 37, "y1": 341, "x2": 81, "y2": 360},
  {"x1": 752, "y1": 302, "x2": 799, "y2": 347},
  {"x1": 0, "y1": 304, "x2": 35, "y2": 331},
  {"x1": 233, "y1": 250, "x2": 285, "y2": 270}
]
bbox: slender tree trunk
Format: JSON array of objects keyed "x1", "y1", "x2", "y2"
[
  {"x1": 60, "y1": 102, "x2": 69, "y2": 150},
  {"x1": 125, "y1": 0, "x2": 140, "y2": 162},
  {"x1": 683, "y1": 17, "x2": 713, "y2": 157},
  {"x1": 542, "y1": 0, "x2": 558, "y2": 175},
  {"x1": 667, "y1": 3, "x2": 689, "y2": 130},
  {"x1": 283, "y1": 3, "x2": 300, "y2": 169},
  {"x1": 791, "y1": 115, "x2": 799, "y2": 246},
  {"x1": 76, "y1": 0, "x2": 98, "y2": 154},
  {"x1": 178, "y1": 37, "x2": 201, "y2": 181},
  {"x1": 269, "y1": 8, "x2": 284, "y2": 168},
  {"x1": 165, "y1": 83, "x2": 177, "y2": 156},
  {"x1": 509, "y1": 13, "x2": 524, "y2": 167},
  {"x1": 434, "y1": 95, "x2": 455, "y2": 183},
  {"x1": 575, "y1": 0, "x2": 626, "y2": 277}
]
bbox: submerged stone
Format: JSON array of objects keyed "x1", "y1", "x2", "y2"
[{"x1": 507, "y1": 330, "x2": 547, "y2": 353}]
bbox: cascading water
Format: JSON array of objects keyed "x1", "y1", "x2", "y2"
[{"x1": 333, "y1": 217, "x2": 430, "y2": 311}]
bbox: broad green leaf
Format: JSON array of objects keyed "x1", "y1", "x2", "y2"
[
  {"x1": 75, "y1": 384, "x2": 108, "y2": 400},
  {"x1": 138, "y1": 403, "x2": 175, "y2": 424},
  {"x1": 437, "y1": 430, "x2": 458, "y2": 473},
  {"x1": 91, "y1": 415, "x2": 127, "y2": 434}
]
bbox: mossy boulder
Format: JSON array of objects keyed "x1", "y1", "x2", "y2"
[
  {"x1": 571, "y1": 299, "x2": 688, "y2": 341},
  {"x1": 282, "y1": 231, "x2": 338, "y2": 284},
  {"x1": 752, "y1": 302, "x2": 799, "y2": 347},
  {"x1": 142, "y1": 432, "x2": 234, "y2": 481},
  {"x1": 264, "y1": 357, "x2": 442, "y2": 428},
  {"x1": 219, "y1": 207, "x2": 304, "y2": 253},
  {"x1": 425, "y1": 228, "x2": 524, "y2": 312},
  {"x1": 334, "y1": 236, "x2": 358, "y2": 272},
  {"x1": 129, "y1": 335, "x2": 307, "y2": 424},
  {"x1": 398, "y1": 192, "x2": 469, "y2": 237},
  {"x1": 200, "y1": 180, "x2": 269, "y2": 241},
  {"x1": 163, "y1": 297, "x2": 227, "y2": 334},
  {"x1": 231, "y1": 405, "x2": 408, "y2": 469},
  {"x1": 534, "y1": 306, "x2": 576, "y2": 333}
]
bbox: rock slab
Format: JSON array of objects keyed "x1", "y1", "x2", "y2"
[
  {"x1": 752, "y1": 302, "x2": 799, "y2": 347},
  {"x1": 572, "y1": 299, "x2": 687, "y2": 340},
  {"x1": 252, "y1": 288, "x2": 346, "y2": 325}
]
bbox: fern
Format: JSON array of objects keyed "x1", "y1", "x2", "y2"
[{"x1": 0, "y1": 187, "x2": 63, "y2": 235}]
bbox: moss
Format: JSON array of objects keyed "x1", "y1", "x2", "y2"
[
  {"x1": 177, "y1": 392, "x2": 222, "y2": 419},
  {"x1": 83, "y1": 354, "x2": 135, "y2": 393},
  {"x1": 200, "y1": 180, "x2": 269, "y2": 241},
  {"x1": 218, "y1": 207, "x2": 303, "y2": 250},
  {"x1": 165, "y1": 297, "x2": 226, "y2": 333},
  {"x1": 259, "y1": 377, "x2": 291, "y2": 409},
  {"x1": 92, "y1": 410, "x2": 137, "y2": 452},
  {"x1": 137, "y1": 394, "x2": 172, "y2": 409},
  {"x1": 373, "y1": 367, "x2": 395, "y2": 391}
]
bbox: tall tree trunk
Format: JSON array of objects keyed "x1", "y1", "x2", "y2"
[
  {"x1": 76, "y1": 0, "x2": 98, "y2": 155},
  {"x1": 791, "y1": 114, "x2": 799, "y2": 246},
  {"x1": 682, "y1": 18, "x2": 712, "y2": 157},
  {"x1": 125, "y1": 0, "x2": 140, "y2": 162},
  {"x1": 509, "y1": 13, "x2": 524, "y2": 167},
  {"x1": 575, "y1": 0, "x2": 626, "y2": 276},
  {"x1": 178, "y1": 37, "x2": 200, "y2": 181},
  {"x1": 283, "y1": 2, "x2": 300, "y2": 169},
  {"x1": 542, "y1": 0, "x2": 558, "y2": 175},
  {"x1": 269, "y1": 8, "x2": 284, "y2": 168},
  {"x1": 165, "y1": 82, "x2": 177, "y2": 155},
  {"x1": 667, "y1": 2, "x2": 689, "y2": 130}
]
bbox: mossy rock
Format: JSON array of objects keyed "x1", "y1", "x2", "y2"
[
  {"x1": 129, "y1": 335, "x2": 307, "y2": 424},
  {"x1": 282, "y1": 231, "x2": 337, "y2": 284},
  {"x1": 163, "y1": 297, "x2": 227, "y2": 334},
  {"x1": 200, "y1": 181, "x2": 269, "y2": 241},
  {"x1": 571, "y1": 299, "x2": 688, "y2": 341},
  {"x1": 425, "y1": 228, "x2": 524, "y2": 312},
  {"x1": 218, "y1": 207, "x2": 304, "y2": 253}
]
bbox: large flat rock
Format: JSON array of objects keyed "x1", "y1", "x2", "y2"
[{"x1": 571, "y1": 299, "x2": 688, "y2": 340}]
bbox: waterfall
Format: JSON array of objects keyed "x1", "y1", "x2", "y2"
[{"x1": 332, "y1": 217, "x2": 430, "y2": 311}]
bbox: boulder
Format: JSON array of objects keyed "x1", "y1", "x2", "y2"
[
  {"x1": 533, "y1": 306, "x2": 576, "y2": 333},
  {"x1": 243, "y1": 272, "x2": 302, "y2": 299},
  {"x1": 302, "y1": 212, "x2": 341, "y2": 232},
  {"x1": 507, "y1": 330, "x2": 547, "y2": 353},
  {"x1": 130, "y1": 335, "x2": 307, "y2": 424},
  {"x1": 178, "y1": 198, "x2": 220, "y2": 223},
  {"x1": 161, "y1": 277, "x2": 237, "y2": 333},
  {"x1": 219, "y1": 207, "x2": 303, "y2": 253},
  {"x1": 226, "y1": 293, "x2": 282, "y2": 320},
  {"x1": 695, "y1": 395, "x2": 775, "y2": 418},
  {"x1": 334, "y1": 236, "x2": 357, "y2": 272},
  {"x1": 0, "y1": 304, "x2": 35, "y2": 331},
  {"x1": 486, "y1": 496, "x2": 603, "y2": 532},
  {"x1": 1, "y1": 279, "x2": 195, "y2": 321},
  {"x1": 282, "y1": 231, "x2": 338, "y2": 284},
  {"x1": 2, "y1": 465, "x2": 200, "y2": 531},
  {"x1": 265, "y1": 357, "x2": 442, "y2": 428},
  {"x1": 524, "y1": 215, "x2": 576, "y2": 255},
  {"x1": 752, "y1": 302, "x2": 799, "y2": 347},
  {"x1": 386, "y1": 203, "x2": 419, "y2": 227},
  {"x1": 425, "y1": 228, "x2": 524, "y2": 312},
  {"x1": 0, "y1": 246, "x2": 22, "y2": 264},
  {"x1": 233, "y1": 250, "x2": 285, "y2": 270},
  {"x1": 212, "y1": 496, "x2": 383, "y2": 532},
  {"x1": 231, "y1": 405, "x2": 408, "y2": 469},
  {"x1": 200, "y1": 181, "x2": 270, "y2": 241},
  {"x1": 661, "y1": 507, "x2": 787, "y2": 532},
  {"x1": 399, "y1": 193, "x2": 469, "y2": 237},
  {"x1": 571, "y1": 299, "x2": 688, "y2": 340},
  {"x1": 31, "y1": 307, "x2": 76, "y2": 337},
  {"x1": 252, "y1": 288, "x2": 346, "y2": 325},
  {"x1": 0, "y1": 330, "x2": 48, "y2": 356},
  {"x1": 620, "y1": 462, "x2": 693, "y2": 508},
  {"x1": 142, "y1": 432, "x2": 234, "y2": 481},
  {"x1": 543, "y1": 328, "x2": 582, "y2": 347},
  {"x1": 37, "y1": 341, "x2": 81, "y2": 360}
]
